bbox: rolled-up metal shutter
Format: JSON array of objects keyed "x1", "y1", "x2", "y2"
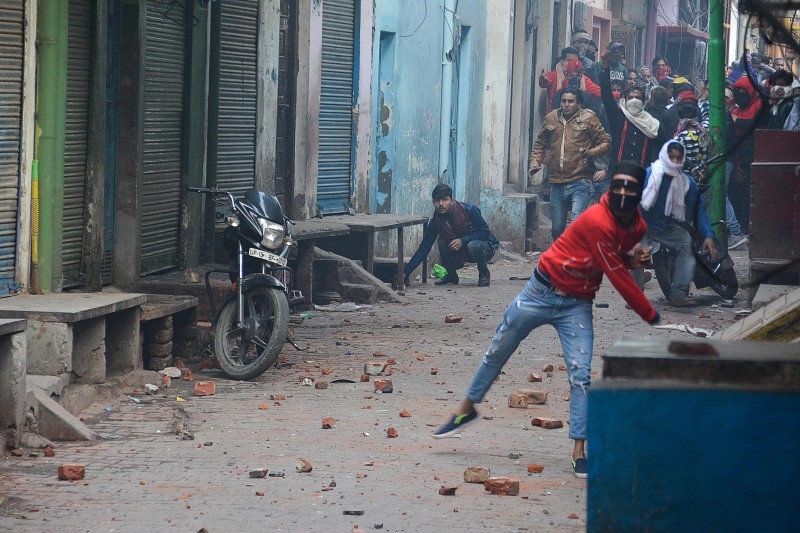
[
  {"x1": 318, "y1": 0, "x2": 356, "y2": 214},
  {"x1": 215, "y1": 0, "x2": 258, "y2": 198},
  {"x1": 141, "y1": 2, "x2": 186, "y2": 273},
  {"x1": 0, "y1": 0, "x2": 24, "y2": 295},
  {"x1": 62, "y1": 0, "x2": 92, "y2": 287}
]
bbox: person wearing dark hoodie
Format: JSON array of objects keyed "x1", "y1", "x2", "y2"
[
  {"x1": 661, "y1": 77, "x2": 701, "y2": 137},
  {"x1": 727, "y1": 76, "x2": 766, "y2": 235}
]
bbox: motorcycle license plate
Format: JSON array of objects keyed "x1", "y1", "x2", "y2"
[{"x1": 248, "y1": 248, "x2": 288, "y2": 267}]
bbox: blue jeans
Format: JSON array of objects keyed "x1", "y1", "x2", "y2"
[
  {"x1": 549, "y1": 180, "x2": 591, "y2": 241},
  {"x1": 649, "y1": 222, "x2": 695, "y2": 300},
  {"x1": 466, "y1": 274, "x2": 594, "y2": 440},
  {"x1": 438, "y1": 239, "x2": 495, "y2": 274},
  {"x1": 589, "y1": 177, "x2": 610, "y2": 205},
  {"x1": 724, "y1": 162, "x2": 742, "y2": 236}
]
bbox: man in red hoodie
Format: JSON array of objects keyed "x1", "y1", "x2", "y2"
[{"x1": 433, "y1": 161, "x2": 660, "y2": 479}]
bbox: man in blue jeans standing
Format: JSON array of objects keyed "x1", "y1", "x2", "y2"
[
  {"x1": 433, "y1": 161, "x2": 660, "y2": 478},
  {"x1": 529, "y1": 87, "x2": 611, "y2": 242},
  {"x1": 403, "y1": 184, "x2": 499, "y2": 287}
]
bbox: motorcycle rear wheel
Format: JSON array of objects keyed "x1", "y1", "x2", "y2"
[
  {"x1": 710, "y1": 266, "x2": 738, "y2": 299},
  {"x1": 214, "y1": 286, "x2": 289, "y2": 380}
]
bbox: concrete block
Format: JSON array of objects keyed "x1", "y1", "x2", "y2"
[
  {"x1": 26, "y1": 320, "x2": 72, "y2": 375},
  {"x1": 72, "y1": 318, "x2": 106, "y2": 384},
  {"x1": 26, "y1": 374, "x2": 70, "y2": 398},
  {"x1": 106, "y1": 307, "x2": 141, "y2": 374},
  {"x1": 27, "y1": 386, "x2": 96, "y2": 441},
  {"x1": 464, "y1": 466, "x2": 490, "y2": 483},
  {"x1": 0, "y1": 325, "x2": 26, "y2": 449}
]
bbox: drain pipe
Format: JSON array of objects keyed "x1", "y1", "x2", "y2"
[
  {"x1": 35, "y1": 0, "x2": 68, "y2": 293},
  {"x1": 437, "y1": 0, "x2": 456, "y2": 183},
  {"x1": 30, "y1": 159, "x2": 42, "y2": 294}
]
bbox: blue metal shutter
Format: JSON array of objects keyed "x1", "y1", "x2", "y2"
[
  {"x1": 216, "y1": 0, "x2": 258, "y2": 198},
  {"x1": 318, "y1": 0, "x2": 356, "y2": 214},
  {"x1": 62, "y1": 0, "x2": 92, "y2": 287},
  {"x1": 0, "y1": 0, "x2": 23, "y2": 295},
  {"x1": 141, "y1": 2, "x2": 186, "y2": 273}
]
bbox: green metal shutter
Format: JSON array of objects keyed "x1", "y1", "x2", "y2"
[
  {"x1": 318, "y1": 0, "x2": 356, "y2": 214},
  {"x1": 141, "y1": 2, "x2": 186, "y2": 273},
  {"x1": 215, "y1": 0, "x2": 258, "y2": 198},
  {"x1": 63, "y1": 0, "x2": 92, "y2": 287},
  {"x1": 0, "y1": 1, "x2": 24, "y2": 295}
]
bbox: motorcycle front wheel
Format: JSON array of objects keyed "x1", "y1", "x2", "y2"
[{"x1": 214, "y1": 286, "x2": 289, "y2": 380}]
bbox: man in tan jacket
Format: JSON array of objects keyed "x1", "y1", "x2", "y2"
[{"x1": 529, "y1": 87, "x2": 611, "y2": 241}]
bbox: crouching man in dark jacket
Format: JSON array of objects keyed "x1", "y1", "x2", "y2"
[{"x1": 404, "y1": 184, "x2": 499, "y2": 287}]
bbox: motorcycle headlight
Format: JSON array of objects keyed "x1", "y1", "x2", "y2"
[{"x1": 258, "y1": 218, "x2": 285, "y2": 250}]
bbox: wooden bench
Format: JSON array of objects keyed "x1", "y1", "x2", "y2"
[
  {"x1": 0, "y1": 293, "x2": 146, "y2": 384},
  {"x1": 0, "y1": 318, "x2": 26, "y2": 448},
  {"x1": 291, "y1": 220, "x2": 351, "y2": 306},
  {"x1": 318, "y1": 214, "x2": 429, "y2": 289}
]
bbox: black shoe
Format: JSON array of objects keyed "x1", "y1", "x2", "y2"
[
  {"x1": 435, "y1": 274, "x2": 459, "y2": 286},
  {"x1": 477, "y1": 270, "x2": 490, "y2": 287}
]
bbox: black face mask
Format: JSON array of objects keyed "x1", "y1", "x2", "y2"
[
  {"x1": 609, "y1": 191, "x2": 639, "y2": 213},
  {"x1": 608, "y1": 178, "x2": 642, "y2": 214},
  {"x1": 733, "y1": 89, "x2": 751, "y2": 108}
]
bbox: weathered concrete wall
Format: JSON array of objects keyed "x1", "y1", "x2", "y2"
[
  {"x1": 0, "y1": 322, "x2": 26, "y2": 449},
  {"x1": 370, "y1": 0, "x2": 488, "y2": 256}
]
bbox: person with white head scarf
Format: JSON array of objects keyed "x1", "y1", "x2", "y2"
[{"x1": 639, "y1": 140, "x2": 718, "y2": 307}]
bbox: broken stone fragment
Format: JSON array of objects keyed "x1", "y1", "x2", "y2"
[
  {"x1": 484, "y1": 477, "x2": 520, "y2": 496},
  {"x1": 270, "y1": 394, "x2": 286, "y2": 401},
  {"x1": 43, "y1": 445, "x2": 55, "y2": 458},
  {"x1": 515, "y1": 389, "x2": 548, "y2": 405},
  {"x1": 444, "y1": 314, "x2": 463, "y2": 323},
  {"x1": 162, "y1": 375, "x2": 171, "y2": 388},
  {"x1": 527, "y1": 463, "x2": 545, "y2": 473},
  {"x1": 531, "y1": 417, "x2": 564, "y2": 429},
  {"x1": 249, "y1": 468, "x2": 268, "y2": 478},
  {"x1": 295, "y1": 458, "x2": 313, "y2": 473},
  {"x1": 160, "y1": 367, "x2": 182, "y2": 378},
  {"x1": 463, "y1": 466, "x2": 490, "y2": 483},
  {"x1": 438, "y1": 486, "x2": 458, "y2": 496},
  {"x1": 360, "y1": 374, "x2": 370, "y2": 382},
  {"x1": 364, "y1": 362, "x2": 385, "y2": 376},
  {"x1": 542, "y1": 364, "x2": 554, "y2": 373},
  {"x1": 373, "y1": 378, "x2": 393, "y2": 393},
  {"x1": 315, "y1": 381, "x2": 329, "y2": 389},
  {"x1": 561, "y1": 391, "x2": 570, "y2": 401},
  {"x1": 430, "y1": 368, "x2": 438, "y2": 375},
  {"x1": 508, "y1": 393, "x2": 529, "y2": 409},
  {"x1": 58, "y1": 464, "x2": 86, "y2": 481},
  {"x1": 193, "y1": 381, "x2": 216, "y2": 396},
  {"x1": 399, "y1": 410, "x2": 411, "y2": 417},
  {"x1": 322, "y1": 417, "x2": 335, "y2": 429},
  {"x1": 144, "y1": 383, "x2": 159, "y2": 395},
  {"x1": 386, "y1": 427, "x2": 398, "y2": 438},
  {"x1": 527, "y1": 372, "x2": 542, "y2": 382}
]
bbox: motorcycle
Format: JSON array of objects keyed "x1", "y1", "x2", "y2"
[
  {"x1": 650, "y1": 221, "x2": 738, "y2": 301},
  {"x1": 188, "y1": 187, "x2": 304, "y2": 380}
]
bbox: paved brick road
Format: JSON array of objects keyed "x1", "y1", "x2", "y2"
[{"x1": 0, "y1": 251, "x2": 751, "y2": 532}]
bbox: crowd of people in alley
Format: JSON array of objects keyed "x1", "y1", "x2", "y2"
[{"x1": 402, "y1": 31, "x2": 798, "y2": 477}]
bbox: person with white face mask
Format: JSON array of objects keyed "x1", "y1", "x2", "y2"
[
  {"x1": 599, "y1": 50, "x2": 665, "y2": 174},
  {"x1": 639, "y1": 141, "x2": 718, "y2": 306}
]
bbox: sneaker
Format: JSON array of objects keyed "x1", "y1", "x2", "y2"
[
  {"x1": 435, "y1": 274, "x2": 459, "y2": 286},
  {"x1": 432, "y1": 407, "x2": 479, "y2": 439},
  {"x1": 572, "y1": 457, "x2": 588, "y2": 479},
  {"x1": 477, "y1": 269, "x2": 490, "y2": 287},
  {"x1": 727, "y1": 234, "x2": 748, "y2": 250},
  {"x1": 668, "y1": 296, "x2": 700, "y2": 307}
]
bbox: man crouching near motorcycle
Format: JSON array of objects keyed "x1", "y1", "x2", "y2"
[{"x1": 640, "y1": 140, "x2": 718, "y2": 307}]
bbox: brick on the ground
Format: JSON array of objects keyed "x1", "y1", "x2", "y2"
[
  {"x1": 484, "y1": 477, "x2": 519, "y2": 496},
  {"x1": 516, "y1": 388, "x2": 548, "y2": 404},
  {"x1": 58, "y1": 464, "x2": 86, "y2": 481},
  {"x1": 194, "y1": 381, "x2": 216, "y2": 396},
  {"x1": 531, "y1": 417, "x2": 564, "y2": 429}
]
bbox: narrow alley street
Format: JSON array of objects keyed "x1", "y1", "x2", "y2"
[{"x1": 0, "y1": 249, "x2": 757, "y2": 532}]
